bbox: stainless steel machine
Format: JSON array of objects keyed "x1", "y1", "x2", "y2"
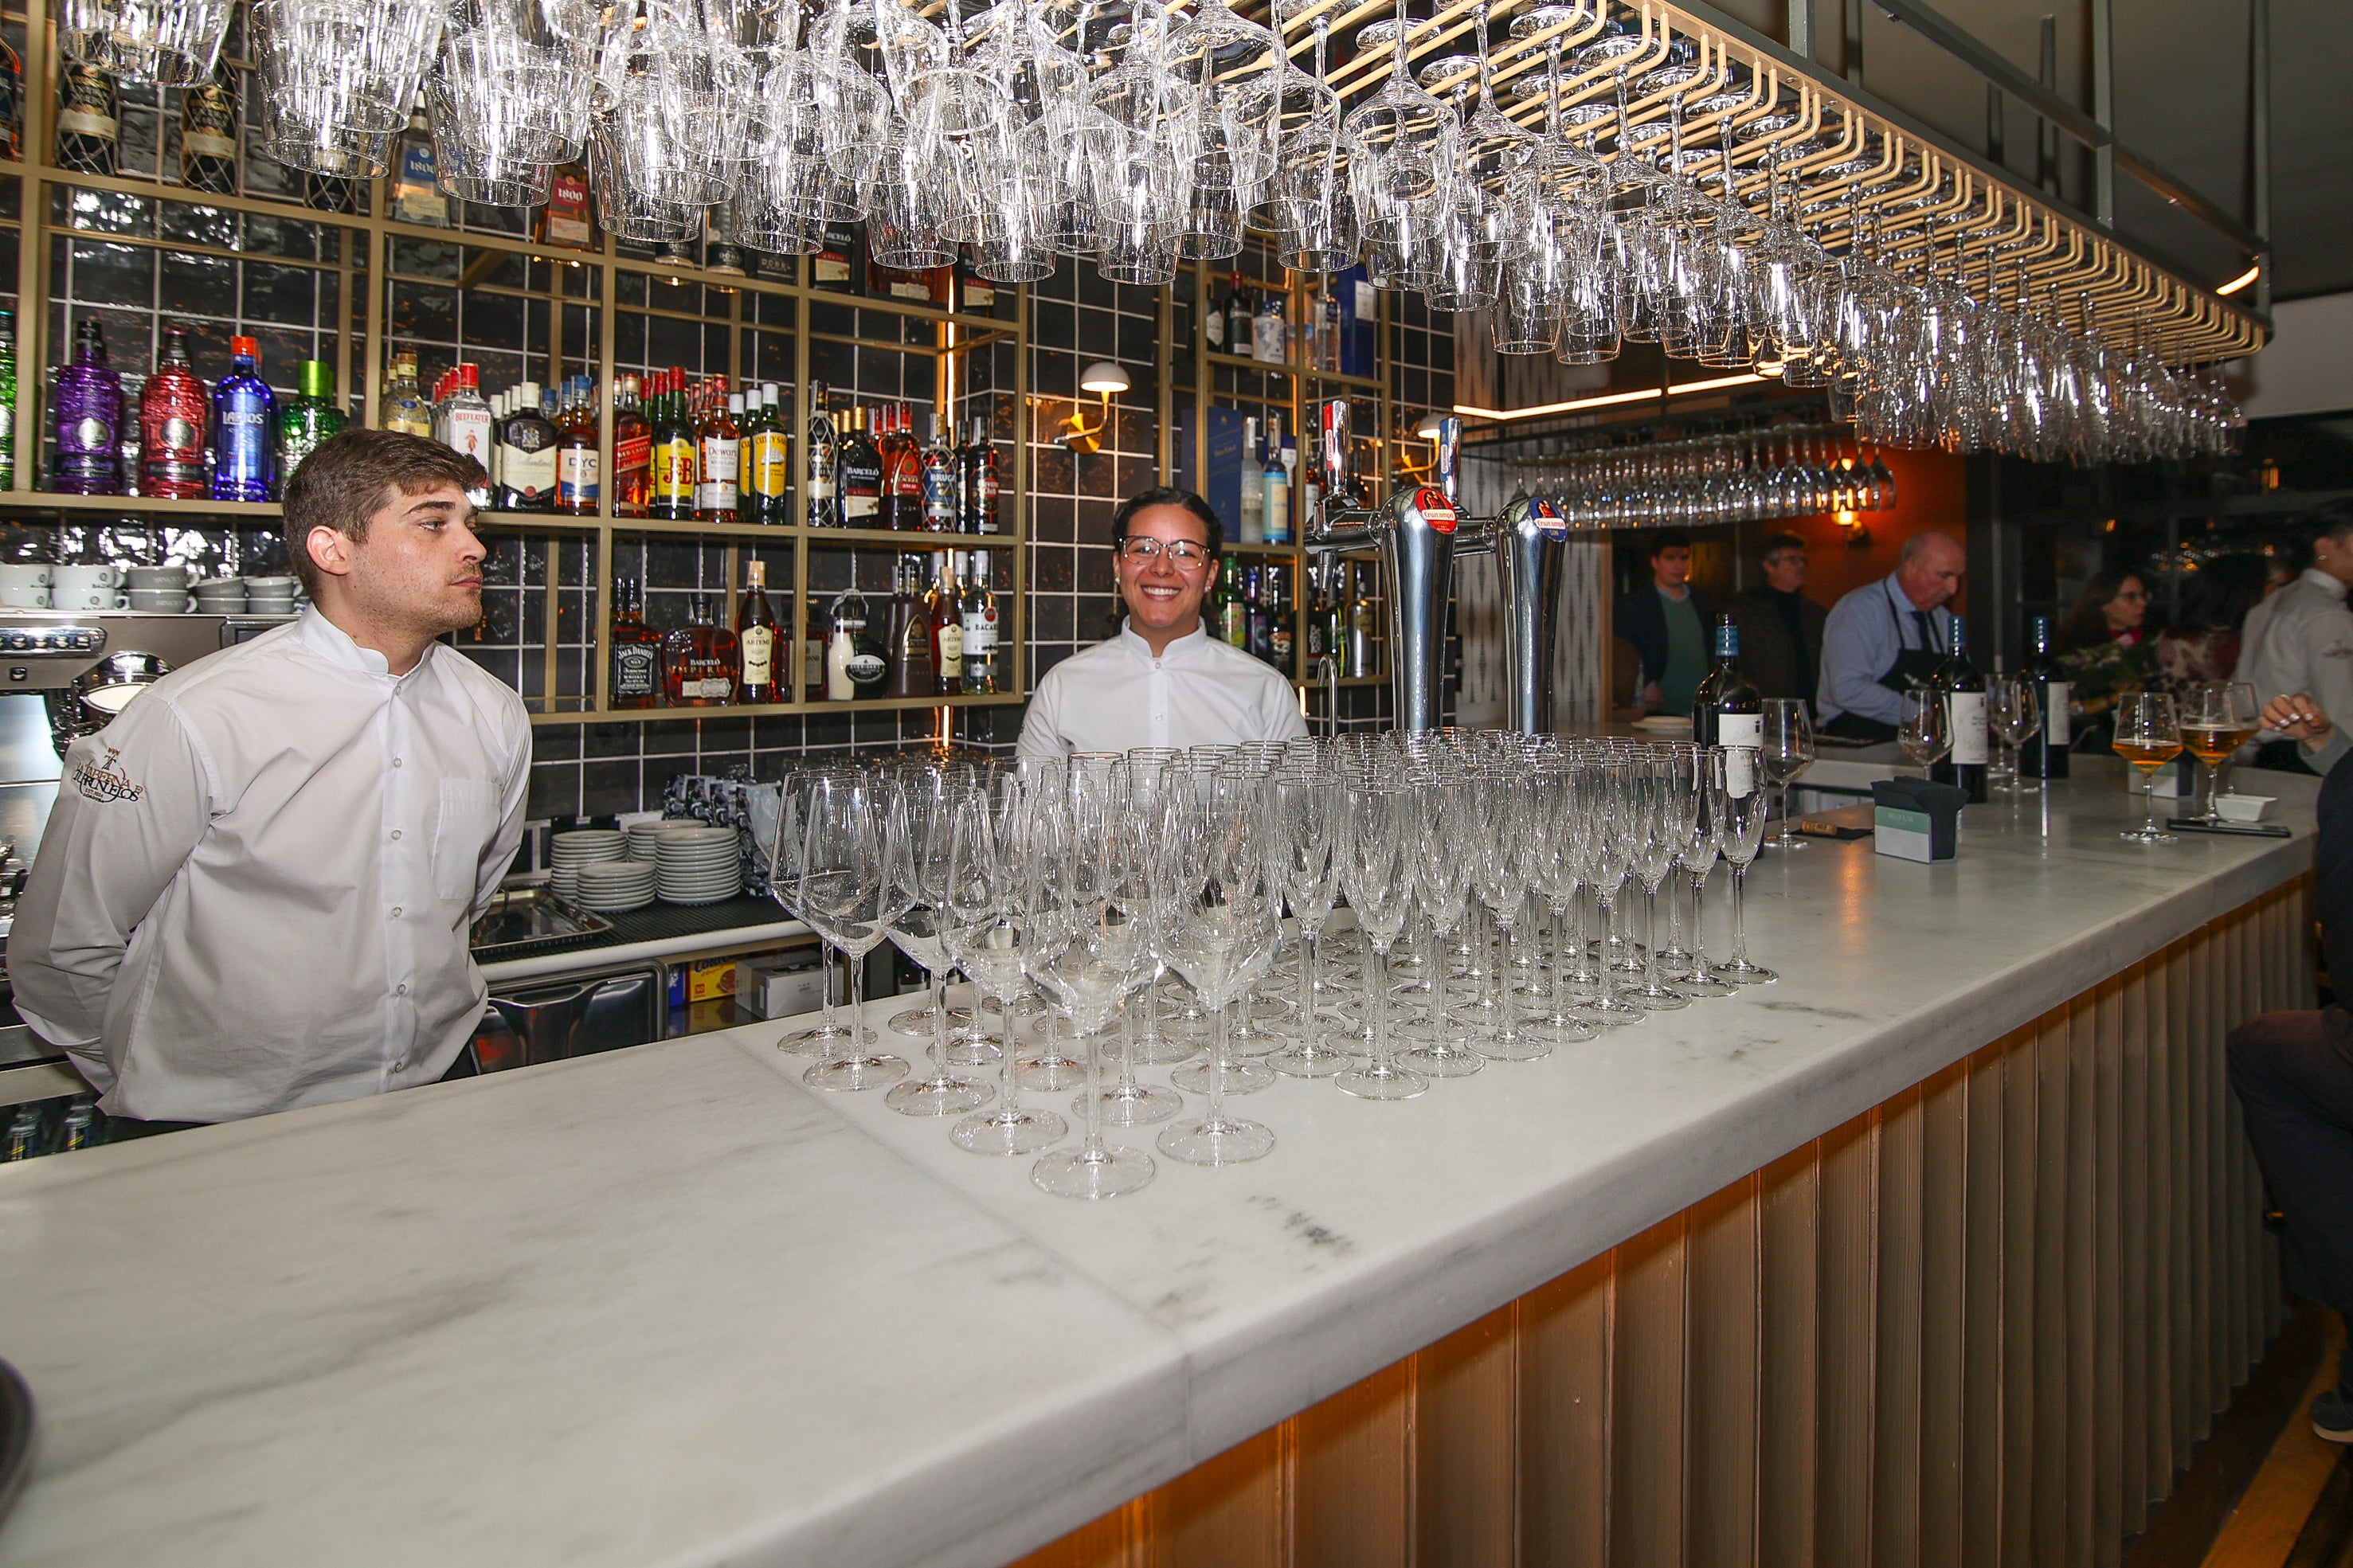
[{"x1": 1307, "y1": 406, "x2": 1572, "y2": 735}]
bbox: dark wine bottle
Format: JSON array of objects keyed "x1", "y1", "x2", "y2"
[
  {"x1": 2020, "y1": 614, "x2": 2071, "y2": 780},
  {"x1": 1931, "y1": 618, "x2": 1989, "y2": 804},
  {"x1": 1691, "y1": 614, "x2": 1763, "y2": 747}
]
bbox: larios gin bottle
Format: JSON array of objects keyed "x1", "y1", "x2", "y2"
[
  {"x1": 209, "y1": 335, "x2": 276, "y2": 502},
  {"x1": 140, "y1": 325, "x2": 209, "y2": 498},
  {"x1": 53, "y1": 319, "x2": 123, "y2": 495}
]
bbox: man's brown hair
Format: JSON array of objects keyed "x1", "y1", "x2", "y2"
[{"x1": 282, "y1": 429, "x2": 486, "y2": 600}]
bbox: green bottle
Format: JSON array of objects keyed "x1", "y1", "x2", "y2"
[
  {"x1": 274, "y1": 359, "x2": 346, "y2": 495},
  {"x1": 0, "y1": 311, "x2": 17, "y2": 491}
]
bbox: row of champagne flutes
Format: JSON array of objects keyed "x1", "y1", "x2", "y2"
[
  {"x1": 1503, "y1": 426, "x2": 1896, "y2": 530},
  {"x1": 766, "y1": 729, "x2": 1779, "y2": 1199}
]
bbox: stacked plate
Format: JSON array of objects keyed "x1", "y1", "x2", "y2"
[
  {"x1": 655, "y1": 825, "x2": 743, "y2": 905},
  {"x1": 625, "y1": 819, "x2": 703, "y2": 862},
  {"x1": 573, "y1": 858, "x2": 657, "y2": 913},
  {"x1": 549, "y1": 828, "x2": 627, "y2": 904}
]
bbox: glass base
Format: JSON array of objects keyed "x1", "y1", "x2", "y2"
[
  {"x1": 1335, "y1": 1059, "x2": 1429, "y2": 1100},
  {"x1": 1091, "y1": 1081, "x2": 1183, "y2": 1126},
  {"x1": 1537, "y1": 1014, "x2": 1598, "y2": 1043},
  {"x1": 1126, "y1": 1031, "x2": 1200, "y2": 1067},
  {"x1": 1032, "y1": 1140, "x2": 1156, "y2": 1198},
  {"x1": 951, "y1": 1103, "x2": 1067, "y2": 1155},
  {"x1": 1670, "y1": 967, "x2": 1736, "y2": 998},
  {"x1": 1583, "y1": 995, "x2": 1647, "y2": 1025},
  {"x1": 885, "y1": 1073, "x2": 992, "y2": 1116},
  {"x1": 1623, "y1": 983, "x2": 1690, "y2": 1011},
  {"x1": 1169, "y1": 1056, "x2": 1276, "y2": 1096},
  {"x1": 888, "y1": 1001, "x2": 973, "y2": 1038},
  {"x1": 1015, "y1": 1053, "x2": 1088, "y2": 1093},
  {"x1": 776, "y1": 1022, "x2": 875, "y2": 1058},
  {"x1": 932, "y1": 1034, "x2": 1001, "y2": 1069},
  {"x1": 2120, "y1": 827, "x2": 2179, "y2": 843},
  {"x1": 1270, "y1": 1040, "x2": 1361, "y2": 1077},
  {"x1": 1157, "y1": 1113, "x2": 1275, "y2": 1166},
  {"x1": 1473, "y1": 1027, "x2": 1552, "y2": 1062},
  {"x1": 1401, "y1": 1041, "x2": 1486, "y2": 1077},
  {"x1": 1709, "y1": 958, "x2": 1778, "y2": 985},
  {"x1": 804, "y1": 1052, "x2": 909, "y2": 1093},
  {"x1": 1761, "y1": 834, "x2": 1810, "y2": 850}
]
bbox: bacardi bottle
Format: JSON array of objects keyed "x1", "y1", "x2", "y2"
[{"x1": 959, "y1": 550, "x2": 1000, "y2": 695}]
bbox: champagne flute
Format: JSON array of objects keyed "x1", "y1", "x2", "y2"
[
  {"x1": 2178, "y1": 680, "x2": 2260, "y2": 825},
  {"x1": 2112, "y1": 690, "x2": 2185, "y2": 843},
  {"x1": 1759, "y1": 698, "x2": 1814, "y2": 850}
]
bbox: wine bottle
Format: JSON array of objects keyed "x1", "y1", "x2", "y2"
[
  {"x1": 1932, "y1": 618, "x2": 1989, "y2": 804},
  {"x1": 2020, "y1": 614, "x2": 2071, "y2": 780},
  {"x1": 1693, "y1": 614, "x2": 1764, "y2": 796}
]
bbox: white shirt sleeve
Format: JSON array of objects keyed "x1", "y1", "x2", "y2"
[
  {"x1": 2302, "y1": 605, "x2": 2353, "y2": 741},
  {"x1": 1016, "y1": 665, "x2": 1071, "y2": 763},
  {"x1": 11, "y1": 696, "x2": 217, "y2": 1077},
  {"x1": 471, "y1": 706, "x2": 532, "y2": 918},
  {"x1": 1263, "y1": 679, "x2": 1310, "y2": 743}
]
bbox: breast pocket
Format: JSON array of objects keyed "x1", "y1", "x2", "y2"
[{"x1": 433, "y1": 778, "x2": 500, "y2": 903}]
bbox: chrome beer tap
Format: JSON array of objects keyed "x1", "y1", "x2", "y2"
[
  {"x1": 1306, "y1": 402, "x2": 1494, "y2": 732},
  {"x1": 1494, "y1": 489, "x2": 1571, "y2": 733}
]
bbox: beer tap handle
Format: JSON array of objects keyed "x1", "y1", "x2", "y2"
[
  {"x1": 1434, "y1": 416, "x2": 1460, "y2": 504},
  {"x1": 1321, "y1": 398, "x2": 1351, "y2": 499}
]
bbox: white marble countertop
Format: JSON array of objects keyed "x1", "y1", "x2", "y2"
[{"x1": 0, "y1": 761, "x2": 2320, "y2": 1568}]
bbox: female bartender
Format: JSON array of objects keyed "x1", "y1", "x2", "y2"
[
  {"x1": 10, "y1": 430, "x2": 531, "y2": 1134},
  {"x1": 1017, "y1": 486, "x2": 1307, "y2": 759}
]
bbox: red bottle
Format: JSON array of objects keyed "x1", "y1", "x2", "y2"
[{"x1": 139, "y1": 324, "x2": 209, "y2": 499}]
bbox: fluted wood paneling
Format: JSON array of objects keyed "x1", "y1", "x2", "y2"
[{"x1": 1008, "y1": 878, "x2": 2308, "y2": 1568}]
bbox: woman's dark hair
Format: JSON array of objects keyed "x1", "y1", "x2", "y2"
[
  {"x1": 2175, "y1": 554, "x2": 2269, "y2": 634},
  {"x1": 1110, "y1": 485, "x2": 1223, "y2": 560},
  {"x1": 2055, "y1": 567, "x2": 2145, "y2": 652}
]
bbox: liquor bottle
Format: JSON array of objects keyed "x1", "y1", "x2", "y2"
[
  {"x1": 381, "y1": 348, "x2": 432, "y2": 437},
  {"x1": 928, "y1": 551, "x2": 963, "y2": 695},
  {"x1": 554, "y1": 383, "x2": 598, "y2": 514},
  {"x1": 1692, "y1": 614, "x2": 1764, "y2": 792},
  {"x1": 884, "y1": 554, "x2": 934, "y2": 698},
  {"x1": 812, "y1": 222, "x2": 859, "y2": 292},
  {"x1": 302, "y1": 173, "x2": 358, "y2": 214},
  {"x1": 609, "y1": 577, "x2": 661, "y2": 709},
  {"x1": 5, "y1": 1104, "x2": 41, "y2": 1162},
  {"x1": 1267, "y1": 565, "x2": 1295, "y2": 669},
  {"x1": 650, "y1": 370, "x2": 696, "y2": 522},
  {"x1": 1204, "y1": 269, "x2": 1226, "y2": 353},
  {"x1": 744, "y1": 383, "x2": 789, "y2": 525},
  {"x1": 734, "y1": 558, "x2": 781, "y2": 703},
  {"x1": 1253, "y1": 288, "x2": 1287, "y2": 363},
  {"x1": 804, "y1": 380, "x2": 840, "y2": 528},
  {"x1": 491, "y1": 380, "x2": 554, "y2": 510},
  {"x1": 1225, "y1": 267, "x2": 1251, "y2": 355},
  {"x1": 959, "y1": 550, "x2": 1000, "y2": 695},
  {"x1": 1243, "y1": 565, "x2": 1271, "y2": 663},
  {"x1": 919, "y1": 412, "x2": 957, "y2": 533},
  {"x1": 207, "y1": 333, "x2": 272, "y2": 502},
  {"x1": 275, "y1": 359, "x2": 346, "y2": 493},
  {"x1": 838, "y1": 405, "x2": 883, "y2": 526},
  {"x1": 1261, "y1": 416, "x2": 1289, "y2": 545},
  {"x1": 966, "y1": 415, "x2": 1000, "y2": 534},
  {"x1": 1238, "y1": 415, "x2": 1262, "y2": 545},
  {"x1": 662, "y1": 592, "x2": 737, "y2": 706},
  {"x1": 56, "y1": 60, "x2": 118, "y2": 175},
  {"x1": 139, "y1": 325, "x2": 208, "y2": 499},
  {"x1": 440, "y1": 363, "x2": 494, "y2": 495},
  {"x1": 611, "y1": 373, "x2": 650, "y2": 518},
  {"x1": 695, "y1": 389, "x2": 741, "y2": 524},
  {"x1": 824, "y1": 588, "x2": 887, "y2": 699},
  {"x1": 1345, "y1": 565, "x2": 1378, "y2": 678},
  {"x1": 0, "y1": 311, "x2": 17, "y2": 491},
  {"x1": 179, "y1": 61, "x2": 237, "y2": 193},
  {"x1": 539, "y1": 164, "x2": 593, "y2": 249},
  {"x1": 884, "y1": 403, "x2": 924, "y2": 530},
  {"x1": 1216, "y1": 565, "x2": 1246, "y2": 647},
  {"x1": 390, "y1": 107, "x2": 448, "y2": 227},
  {"x1": 704, "y1": 204, "x2": 746, "y2": 280},
  {"x1": 1932, "y1": 618, "x2": 1989, "y2": 804},
  {"x1": 2021, "y1": 614, "x2": 2071, "y2": 780}
]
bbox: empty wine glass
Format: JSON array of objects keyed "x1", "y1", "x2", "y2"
[
  {"x1": 882, "y1": 772, "x2": 992, "y2": 1117},
  {"x1": 767, "y1": 767, "x2": 872, "y2": 1058},
  {"x1": 1709, "y1": 754, "x2": 1776, "y2": 984},
  {"x1": 2112, "y1": 691, "x2": 2185, "y2": 844},
  {"x1": 1985, "y1": 673, "x2": 2041, "y2": 795},
  {"x1": 797, "y1": 772, "x2": 911, "y2": 1092},
  {"x1": 1759, "y1": 698, "x2": 1815, "y2": 850},
  {"x1": 1268, "y1": 767, "x2": 1357, "y2": 1077},
  {"x1": 1674, "y1": 748, "x2": 1736, "y2": 996},
  {"x1": 947, "y1": 778, "x2": 1067, "y2": 1155},
  {"x1": 1899, "y1": 686, "x2": 1951, "y2": 772},
  {"x1": 1333, "y1": 778, "x2": 1427, "y2": 1100},
  {"x1": 1158, "y1": 773, "x2": 1282, "y2": 1165}
]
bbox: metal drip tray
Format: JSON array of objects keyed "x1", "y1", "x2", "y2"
[{"x1": 469, "y1": 886, "x2": 614, "y2": 960}]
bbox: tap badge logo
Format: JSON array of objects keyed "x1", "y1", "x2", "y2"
[
  {"x1": 73, "y1": 745, "x2": 143, "y2": 804},
  {"x1": 1529, "y1": 497, "x2": 1568, "y2": 540},
  {"x1": 1412, "y1": 487, "x2": 1457, "y2": 534}
]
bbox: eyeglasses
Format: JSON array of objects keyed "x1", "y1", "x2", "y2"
[{"x1": 1117, "y1": 537, "x2": 1213, "y2": 568}]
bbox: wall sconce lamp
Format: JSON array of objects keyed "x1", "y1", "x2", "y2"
[{"x1": 1061, "y1": 361, "x2": 1131, "y2": 452}]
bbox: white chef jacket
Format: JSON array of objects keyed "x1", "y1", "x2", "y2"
[
  {"x1": 11, "y1": 608, "x2": 531, "y2": 1123},
  {"x1": 2234, "y1": 568, "x2": 2353, "y2": 743},
  {"x1": 1016, "y1": 620, "x2": 1308, "y2": 761}
]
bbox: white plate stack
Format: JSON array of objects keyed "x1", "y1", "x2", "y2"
[
  {"x1": 625, "y1": 819, "x2": 703, "y2": 862},
  {"x1": 655, "y1": 825, "x2": 743, "y2": 905},
  {"x1": 572, "y1": 858, "x2": 657, "y2": 913},
  {"x1": 549, "y1": 828, "x2": 627, "y2": 904}
]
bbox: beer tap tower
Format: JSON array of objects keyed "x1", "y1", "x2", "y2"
[{"x1": 1307, "y1": 403, "x2": 1573, "y2": 735}]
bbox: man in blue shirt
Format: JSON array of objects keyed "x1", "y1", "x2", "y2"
[{"x1": 1815, "y1": 530, "x2": 1965, "y2": 741}]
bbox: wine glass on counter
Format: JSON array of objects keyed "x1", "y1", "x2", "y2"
[
  {"x1": 768, "y1": 767, "x2": 871, "y2": 1057},
  {"x1": 2112, "y1": 691, "x2": 2185, "y2": 844},
  {"x1": 1985, "y1": 674, "x2": 2042, "y2": 794},
  {"x1": 946, "y1": 777, "x2": 1068, "y2": 1155},
  {"x1": 1709, "y1": 749, "x2": 1777, "y2": 985},
  {"x1": 797, "y1": 773, "x2": 911, "y2": 1092},
  {"x1": 880, "y1": 772, "x2": 992, "y2": 1117},
  {"x1": 1898, "y1": 686, "x2": 1950, "y2": 772},
  {"x1": 1157, "y1": 772, "x2": 1282, "y2": 1166},
  {"x1": 2178, "y1": 680, "x2": 2260, "y2": 827},
  {"x1": 1758, "y1": 699, "x2": 1815, "y2": 850}
]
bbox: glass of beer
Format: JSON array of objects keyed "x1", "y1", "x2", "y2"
[
  {"x1": 2112, "y1": 691, "x2": 2185, "y2": 843},
  {"x1": 2178, "y1": 680, "x2": 2261, "y2": 825}
]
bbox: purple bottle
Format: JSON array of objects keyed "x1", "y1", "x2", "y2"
[{"x1": 53, "y1": 318, "x2": 123, "y2": 495}]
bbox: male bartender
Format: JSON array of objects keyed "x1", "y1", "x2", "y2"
[
  {"x1": 1815, "y1": 530, "x2": 1966, "y2": 741},
  {"x1": 1018, "y1": 486, "x2": 1307, "y2": 758},
  {"x1": 12, "y1": 430, "x2": 531, "y2": 1132}
]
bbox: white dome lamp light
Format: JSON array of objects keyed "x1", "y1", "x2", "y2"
[{"x1": 1062, "y1": 361, "x2": 1132, "y2": 454}]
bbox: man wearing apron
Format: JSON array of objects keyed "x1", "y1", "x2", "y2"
[{"x1": 1815, "y1": 530, "x2": 1965, "y2": 742}]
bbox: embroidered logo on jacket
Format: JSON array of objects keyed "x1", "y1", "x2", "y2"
[{"x1": 72, "y1": 746, "x2": 143, "y2": 803}]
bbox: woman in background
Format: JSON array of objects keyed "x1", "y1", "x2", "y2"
[{"x1": 2055, "y1": 569, "x2": 2156, "y2": 751}]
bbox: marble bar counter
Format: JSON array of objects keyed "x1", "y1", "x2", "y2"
[{"x1": 0, "y1": 761, "x2": 2321, "y2": 1568}]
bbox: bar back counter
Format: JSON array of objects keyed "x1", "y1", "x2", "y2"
[{"x1": 0, "y1": 761, "x2": 2316, "y2": 1568}]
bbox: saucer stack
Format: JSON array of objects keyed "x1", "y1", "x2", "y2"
[
  {"x1": 655, "y1": 826, "x2": 742, "y2": 905},
  {"x1": 548, "y1": 828, "x2": 626, "y2": 903},
  {"x1": 572, "y1": 858, "x2": 656, "y2": 913}
]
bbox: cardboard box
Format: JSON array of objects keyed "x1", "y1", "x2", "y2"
[{"x1": 1873, "y1": 778, "x2": 1966, "y2": 862}]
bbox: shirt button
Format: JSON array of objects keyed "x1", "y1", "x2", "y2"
[
  {"x1": 392, "y1": 757, "x2": 403, "y2": 768},
  {"x1": 390, "y1": 906, "x2": 402, "y2": 918},
  {"x1": 391, "y1": 1058, "x2": 408, "y2": 1073},
  {"x1": 390, "y1": 829, "x2": 402, "y2": 840},
  {"x1": 396, "y1": 983, "x2": 409, "y2": 996}
]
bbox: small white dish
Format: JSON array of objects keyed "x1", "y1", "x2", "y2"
[{"x1": 2215, "y1": 793, "x2": 2274, "y2": 823}]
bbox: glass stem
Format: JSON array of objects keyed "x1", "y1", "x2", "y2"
[
  {"x1": 1642, "y1": 886, "x2": 1662, "y2": 991},
  {"x1": 1207, "y1": 1006, "x2": 1229, "y2": 1125},
  {"x1": 1571, "y1": 886, "x2": 1591, "y2": 986},
  {"x1": 1080, "y1": 1019, "x2": 1105, "y2": 1156},
  {"x1": 997, "y1": 994, "x2": 1022, "y2": 1112},
  {"x1": 2145, "y1": 771, "x2": 2162, "y2": 836},
  {"x1": 1298, "y1": 927, "x2": 1318, "y2": 1049},
  {"x1": 2200, "y1": 757, "x2": 2220, "y2": 821},
  {"x1": 928, "y1": 967, "x2": 948, "y2": 1080},
  {"x1": 1370, "y1": 944, "x2": 1392, "y2": 1071},
  {"x1": 1688, "y1": 874, "x2": 1708, "y2": 978},
  {"x1": 1729, "y1": 869, "x2": 1749, "y2": 964},
  {"x1": 1596, "y1": 897, "x2": 1618, "y2": 1008},
  {"x1": 844, "y1": 948, "x2": 867, "y2": 1058},
  {"x1": 1115, "y1": 1007, "x2": 1141, "y2": 1099},
  {"x1": 1141, "y1": 964, "x2": 1162, "y2": 1054},
  {"x1": 818, "y1": 944, "x2": 841, "y2": 1042}
]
